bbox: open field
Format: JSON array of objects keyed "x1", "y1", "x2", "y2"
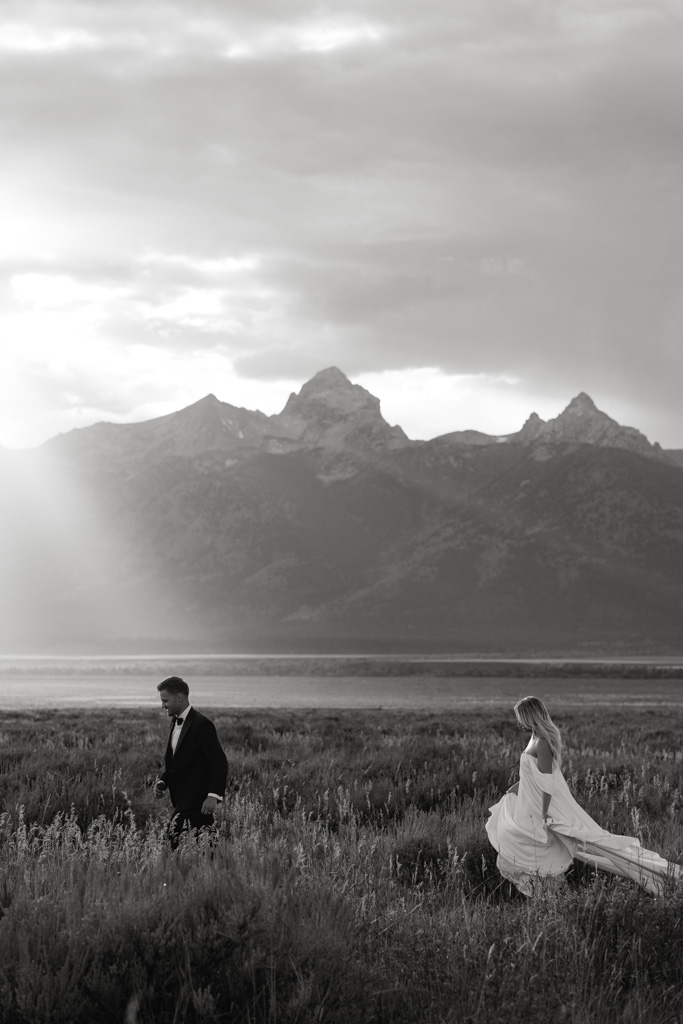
[{"x1": 1, "y1": 702, "x2": 682, "y2": 1023}]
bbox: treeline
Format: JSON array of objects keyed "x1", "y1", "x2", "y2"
[{"x1": 2, "y1": 655, "x2": 683, "y2": 678}]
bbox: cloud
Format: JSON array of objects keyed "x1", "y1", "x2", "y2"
[
  {"x1": 0, "y1": 23, "x2": 99, "y2": 53},
  {"x1": 0, "y1": 0, "x2": 682, "y2": 446},
  {"x1": 11, "y1": 273, "x2": 128, "y2": 308}
]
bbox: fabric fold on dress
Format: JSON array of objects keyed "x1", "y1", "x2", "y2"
[{"x1": 486, "y1": 751, "x2": 681, "y2": 897}]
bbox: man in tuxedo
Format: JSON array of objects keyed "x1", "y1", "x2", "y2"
[{"x1": 154, "y1": 675, "x2": 229, "y2": 846}]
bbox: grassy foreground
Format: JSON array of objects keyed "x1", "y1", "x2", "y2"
[{"x1": 0, "y1": 705, "x2": 682, "y2": 1024}]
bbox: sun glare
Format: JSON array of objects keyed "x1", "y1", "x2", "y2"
[
  {"x1": 0, "y1": 215, "x2": 60, "y2": 262},
  {"x1": 12, "y1": 274, "x2": 125, "y2": 310}
]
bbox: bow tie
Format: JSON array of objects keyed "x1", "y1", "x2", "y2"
[{"x1": 172, "y1": 716, "x2": 184, "y2": 727}]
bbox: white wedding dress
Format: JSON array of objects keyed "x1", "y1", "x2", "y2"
[{"x1": 486, "y1": 750, "x2": 681, "y2": 896}]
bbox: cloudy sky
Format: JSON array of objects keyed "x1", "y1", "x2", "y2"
[{"x1": 1, "y1": 0, "x2": 682, "y2": 450}]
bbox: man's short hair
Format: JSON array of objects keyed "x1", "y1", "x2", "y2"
[{"x1": 157, "y1": 675, "x2": 190, "y2": 696}]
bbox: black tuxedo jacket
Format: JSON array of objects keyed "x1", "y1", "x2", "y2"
[{"x1": 160, "y1": 708, "x2": 228, "y2": 812}]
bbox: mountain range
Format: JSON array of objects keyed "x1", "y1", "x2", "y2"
[{"x1": 2, "y1": 367, "x2": 683, "y2": 654}]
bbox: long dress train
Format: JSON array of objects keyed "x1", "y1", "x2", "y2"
[{"x1": 486, "y1": 751, "x2": 681, "y2": 897}]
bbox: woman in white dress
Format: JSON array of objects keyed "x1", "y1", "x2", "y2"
[{"x1": 485, "y1": 696, "x2": 681, "y2": 897}]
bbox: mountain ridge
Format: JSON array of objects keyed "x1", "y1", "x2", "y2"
[
  {"x1": 40, "y1": 367, "x2": 675, "y2": 466},
  {"x1": 2, "y1": 368, "x2": 682, "y2": 654}
]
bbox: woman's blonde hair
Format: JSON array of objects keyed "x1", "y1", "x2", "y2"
[{"x1": 514, "y1": 696, "x2": 562, "y2": 766}]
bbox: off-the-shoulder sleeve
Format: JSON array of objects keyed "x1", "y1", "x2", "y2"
[{"x1": 529, "y1": 758, "x2": 560, "y2": 794}]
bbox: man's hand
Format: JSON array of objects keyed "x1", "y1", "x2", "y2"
[
  {"x1": 154, "y1": 780, "x2": 166, "y2": 800},
  {"x1": 201, "y1": 795, "x2": 219, "y2": 815}
]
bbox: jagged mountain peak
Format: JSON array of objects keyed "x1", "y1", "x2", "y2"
[
  {"x1": 280, "y1": 366, "x2": 379, "y2": 418},
  {"x1": 42, "y1": 388, "x2": 276, "y2": 463},
  {"x1": 148, "y1": 392, "x2": 276, "y2": 456},
  {"x1": 516, "y1": 411, "x2": 545, "y2": 443},
  {"x1": 303, "y1": 366, "x2": 353, "y2": 390},
  {"x1": 553, "y1": 392, "x2": 633, "y2": 434},
  {"x1": 556, "y1": 392, "x2": 607, "y2": 424},
  {"x1": 514, "y1": 393, "x2": 659, "y2": 459},
  {"x1": 273, "y1": 367, "x2": 408, "y2": 452},
  {"x1": 34, "y1": 372, "x2": 675, "y2": 470},
  {"x1": 564, "y1": 392, "x2": 598, "y2": 414},
  {"x1": 173, "y1": 392, "x2": 224, "y2": 421}
]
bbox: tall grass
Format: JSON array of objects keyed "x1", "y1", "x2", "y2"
[{"x1": 0, "y1": 706, "x2": 682, "y2": 1023}]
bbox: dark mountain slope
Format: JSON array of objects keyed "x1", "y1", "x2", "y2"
[
  {"x1": 2, "y1": 371, "x2": 682, "y2": 653},
  {"x1": 314, "y1": 443, "x2": 683, "y2": 648}
]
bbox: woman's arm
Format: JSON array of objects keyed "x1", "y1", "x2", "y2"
[
  {"x1": 506, "y1": 782, "x2": 519, "y2": 795},
  {"x1": 536, "y1": 738, "x2": 553, "y2": 820}
]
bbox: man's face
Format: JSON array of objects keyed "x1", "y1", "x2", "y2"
[{"x1": 159, "y1": 689, "x2": 188, "y2": 718}]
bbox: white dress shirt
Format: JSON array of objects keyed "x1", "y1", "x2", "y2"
[{"x1": 170, "y1": 703, "x2": 192, "y2": 754}]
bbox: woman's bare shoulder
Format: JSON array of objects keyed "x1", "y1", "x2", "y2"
[
  {"x1": 535, "y1": 736, "x2": 554, "y2": 772},
  {"x1": 525, "y1": 736, "x2": 551, "y2": 755}
]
